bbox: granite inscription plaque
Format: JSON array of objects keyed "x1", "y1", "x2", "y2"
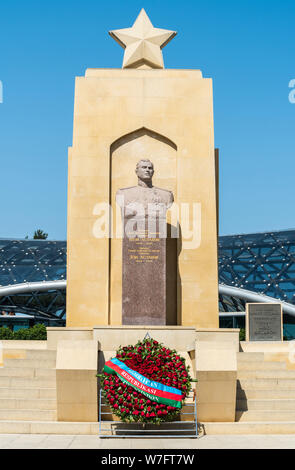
[
  {"x1": 116, "y1": 159, "x2": 174, "y2": 325},
  {"x1": 247, "y1": 303, "x2": 282, "y2": 341}
]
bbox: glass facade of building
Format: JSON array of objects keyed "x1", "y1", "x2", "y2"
[
  {"x1": 219, "y1": 230, "x2": 295, "y2": 309},
  {"x1": 0, "y1": 239, "x2": 66, "y2": 326},
  {"x1": 218, "y1": 230, "x2": 295, "y2": 338},
  {"x1": 0, "y1": 230, "x2": 294, "y2": 334}
]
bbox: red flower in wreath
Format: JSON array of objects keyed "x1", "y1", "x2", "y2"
[{"x1": 98, "y1": 338, "x2": 193, "y2": 424}]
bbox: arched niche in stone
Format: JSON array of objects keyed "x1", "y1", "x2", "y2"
[{"x1": 109, "y1": 127, "x2": 178, "y2": 325}]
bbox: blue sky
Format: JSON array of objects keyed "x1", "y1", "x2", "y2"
[{"x1": 0, "y1": 0, "x2": 294, "y2": 239}]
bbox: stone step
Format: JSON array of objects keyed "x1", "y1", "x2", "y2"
[
  {"x1": 0, "y1": 368, "x2": 35, "y2": 378},
  {"x1": 0, "y1": 349, "x2": 27, "y2": 360},
  {"x1": 236, "y1": 410, "x2": 295, "y2": 422},
  {"x1": 237, "y1": 388, "x2": 295, "y2": 399},
  {"x1": 237, "y1": 361, "x2": 286, "y2": 371},
  {"x1": 99, "y1": 421, "x2": 197, "y2": 437},
  {"x1": 0, "y1": 376, "x2": 56, "y2": 388},
  {"x1": 0, "y1": 387, "x2": 56, "y2": 399},
  {"x1": 238, "y1": 378, "x2": 295, "y2": 390},
  {"x1": 238, "y1": 370, "x2": 295, "y2": 379},
  {"x1": 240, "y1": 342, "x2": 291, "y2": 353},
  {"x1": 0, "y1": 420, "x2": 99, "y2": 434},
  {"x1": 25, "y1": 350, "x2": 56, "y2": 360},
  {"x1": 0, "y1": 409, "x2": 57, "y2": 421},
  {"x1": 3, "y1": 358, "x2": 56, "y2": 369},
  {"x1": 236, "y1": 352, "x2": 265, "y2": 362},
  {"x1": 1, "y1": 419, "x2": 295, "y2": 435},
  {"x1": 202, "y1": 421, "x2": 295, "y2": 435},
  {"x1": 0, "y1": 368, "x2": 55, "y2": 379},
  {"x1": 237, "y1": 398, "x2": 295, "y2": 411},
  {"x1": 0, "y1": 398, "x2": 56, "y2": 410},
  {"x1": 33, "y1": 369, "x2": 56, "y2": 379}
]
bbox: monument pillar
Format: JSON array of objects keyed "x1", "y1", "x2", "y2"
[{"x1": 66, "y1": 10, "x2": 219, "y2": 329}]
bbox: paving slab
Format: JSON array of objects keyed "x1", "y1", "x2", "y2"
[{"x1": 0, "y1": 433, "x2": 295, "y2": 449}]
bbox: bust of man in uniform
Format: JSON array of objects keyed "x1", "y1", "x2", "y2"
[{"x1": 116, "y1": 159, "x2": 174, "y2": 220}]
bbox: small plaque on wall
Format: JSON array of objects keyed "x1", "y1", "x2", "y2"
[{"x1": 246, "y1": 303, "x2": 283, "y2": 341}]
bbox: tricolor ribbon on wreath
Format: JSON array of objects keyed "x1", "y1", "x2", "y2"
[{"x1": 104, "y1": 357, "x2": 183, "y2": 409}]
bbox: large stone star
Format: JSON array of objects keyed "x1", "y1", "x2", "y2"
[{"x1": 109, "y1": 9, "x2": 177, "y2": 69}]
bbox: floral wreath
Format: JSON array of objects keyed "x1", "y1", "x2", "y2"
[{"x1": 98, "y1": 337, "x2": 195, "y2": 424}]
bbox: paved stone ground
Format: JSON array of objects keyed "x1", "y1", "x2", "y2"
[{"x1": 0, "y1": 434, "x2": 295, "y2": 449}]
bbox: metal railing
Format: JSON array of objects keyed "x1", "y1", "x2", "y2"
[{"x1": 99, "y1": 389, "x2": 198, "y2": 438}]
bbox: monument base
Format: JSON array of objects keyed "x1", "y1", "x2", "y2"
[
  {"x1": 195, "y1": 328, "x2": 239, "y2": 422},
  {"x1": 93, "y1": 325, "x2": 196, "y2": 351},
  {"x1": 46, "y1": 326, "x2": 239, "y2": 423}
]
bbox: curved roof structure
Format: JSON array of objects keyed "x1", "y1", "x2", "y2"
[
  {"x1": 0, "y1": 229, "x2": 294, "y2": 321},
  {"x1": 0, "y1": 239, "x2": 66, "y2": 320},
  {"x1": 219, "y1": 284, "x2": 295, "y2": 316},
  {"x1": 2, "y1": 279, "x2": 294, "y2": 318},
  {"x1": 218, "y1": 229, "x2": 295, "y2": 312}
]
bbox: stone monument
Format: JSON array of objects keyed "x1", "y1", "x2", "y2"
[
  {"x1": 48, "y1": 10, "x2": 239, "y2": 426},
  {"x1": 66, "y1": 8, "x2": 219, "y2": 328}
]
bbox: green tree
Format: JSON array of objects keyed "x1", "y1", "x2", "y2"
[{"x1": 33, "y1": 229, "x2": 48, "y2": 240}]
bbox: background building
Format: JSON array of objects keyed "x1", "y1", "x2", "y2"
[
  {"x1": 0, "y1": 239, "x2": 66, "y2": 330},
  {"x1": 0, "y1": 230, "x2": 295, "y2": 337}
]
